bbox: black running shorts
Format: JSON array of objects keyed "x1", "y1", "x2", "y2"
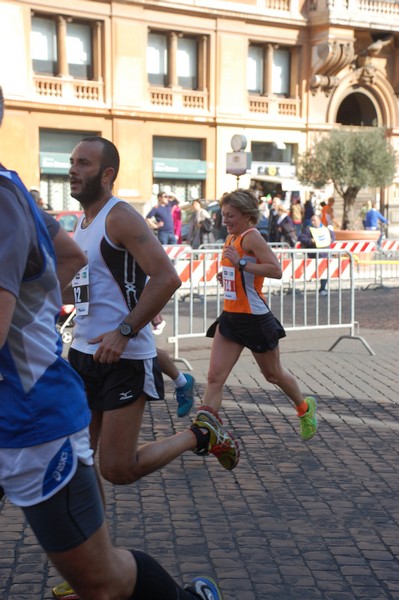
[
  {"x1": 68, "y1": 348, "x2": 164, "y2": 411},
  {"x1": 207, "y1": 311, "x2": 286, "y2": 353}
]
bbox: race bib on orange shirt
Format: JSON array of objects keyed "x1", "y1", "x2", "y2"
[{"x1": 222, "y1": 265, "x2": 237, "y2": 300}]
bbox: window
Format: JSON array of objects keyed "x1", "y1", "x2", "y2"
[
  {"x1": 177, "y1": 37, "x2": 198, "y2": 89},
  {"x1": 247, "y1": 45, "x2": 263, "y2": 94},
  {"x1": 273, "y1": 48, "x2": 290, "y2": 96},
  {"x1": 147, "y1": 30, "x2": 206, "y2": 91},
  {"x1": 147, "y1": 33, "x2": 168, "y2": 87},
  {"x1": 67, "y1": 23, "x2": 93, "y2": 80},
  {"x1": 31, "y1": 15, "x2": 99, "y2": 81},
  {"x1": 252, "y1": 142, "x2": 296, "y2": 165},
  {"x1": 31, "y1": 17, "x2": 57, "y2": 75},
  {"x1": 247, "y1": 43, "x2": 292, "y2": 97}
]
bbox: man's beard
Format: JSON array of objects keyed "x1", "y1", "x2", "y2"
[{"x1": 70, "y1": 169, "x2": 104, "y2": 207}]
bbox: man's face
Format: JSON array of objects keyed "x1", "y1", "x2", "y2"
[
  {"x1": 311, "y1": 215, "x2": 320, "y2": 227},
  {"x1": 158, "y1": 193, "x2": 168, "y2": 206},
  {"x1": 69, "y1": 141, "x2": 107, "y2": 207}
]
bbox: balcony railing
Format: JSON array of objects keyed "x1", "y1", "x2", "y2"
[
  {"x1": 309, "y1": 0, "x2": 399, "y2": 28},
  {"x1": 150, "y1": 87, "x2": 209, "y2": 112},
  {"x1": 34, "y1": 76, "x2": 104, "y2": 104},
  {"x1": 249, "y1": 96, "x2": 301, "y2": 118}
]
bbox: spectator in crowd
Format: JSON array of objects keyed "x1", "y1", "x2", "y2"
[
  {"x1": 0, "y1": 89, "x2": 225, "y2": 600},
  {"x1": 267, "y1": 195, "x2": 281, "y2": 243},
  {"x1": 303, "y1": 197, "x2": 315, "y2": 228},
  {"x1": 299, "y1": 214, "x2": 335, "y2": 296},
  {"x1": 187, "y1": 199, "x2": 214, "y2": 248},
  {"x1": 290, "y1": 196, "x2": 303, "y2": 237},
  {"x1": 146, "y1": 191, "x2": 176, "y2": 244},
  {"x1": 169, "y1": 192, "x2": 183, "y2": 244},
  {"x1": 321, "y1": 197, "x2": 340, "y2": 229},
  {"x1": 276, "y1": 205, "x2": 297, "y2": 247},
  {"x1": 360, "y1": 200, "x2": 372, "y2": 229},
  {"x1": 365, "y1": 199, "x2": 389, "y2": 249},
  {"x1": 256, "y1": 197, "x2": 269, "y2": 241}
]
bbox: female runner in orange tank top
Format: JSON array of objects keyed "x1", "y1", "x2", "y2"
[{"x1": 191, "y1": 188, "x2": 318, "y2": 444}]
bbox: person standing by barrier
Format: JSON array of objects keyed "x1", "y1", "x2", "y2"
[
  {"x1": 146, "y1": 190, "x2": 176, "y2": 244},
  {"x1": 0, "y1": 92, "x2": 226, "y2": 600},
  {"x1": 299, "y1": 214, "x2": 335, "y2": 296},
  {"x1": 290, "y1": 196, "x2": 303, "y2": 238},
  {"x1": 192, "y1": 188, "x2": 318, "y2": 444},
  {"x1": 187, "y1": 199, "x2": 214, "y2": 248},
  {"x1": 365, "y1": 200, "x2": 389, "y2": 249}
]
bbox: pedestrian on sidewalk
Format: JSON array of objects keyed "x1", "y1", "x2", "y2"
[
  {"x1": 0, "y1": 90, "x2": 227, "y2": 600},
  {"x1": 192, "y1": 188, "x2": 318, "y2": 443}
]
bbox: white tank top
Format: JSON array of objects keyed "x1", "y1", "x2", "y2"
[{"x1": 71, "y1": 197, "x2": 156, "y2": 359}]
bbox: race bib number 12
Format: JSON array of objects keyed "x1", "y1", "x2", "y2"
[{"x1": 72, "y1": 264, "x2": 89, "y2": 315}]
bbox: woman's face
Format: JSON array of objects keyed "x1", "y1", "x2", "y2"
[{"x1": 221, "y1": 203, "x2": 250, "y2": 235}]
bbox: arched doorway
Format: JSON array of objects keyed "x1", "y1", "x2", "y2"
[{"x1": 336, "y1": 92, "x2": 378, "y2": 126}]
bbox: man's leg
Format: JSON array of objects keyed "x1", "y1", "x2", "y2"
[
  {"x1": 97, "y1": 396, "x2": 197, "y2": 484},
  {"x1": 23, "y1": 464, "x2": 221, "y2": 600}
]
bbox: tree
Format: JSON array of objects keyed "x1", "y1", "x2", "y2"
[{"x1": 297, "y1": 128, "x2": 396, "y2": 229}]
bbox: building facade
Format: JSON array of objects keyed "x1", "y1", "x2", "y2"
[{"x1": 1, "y1": 0, "x2": 399, "y2": 229}]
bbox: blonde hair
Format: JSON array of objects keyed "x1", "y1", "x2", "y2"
[{"x1": 219, "y1": 188, "x2": 260, "y2": 225}]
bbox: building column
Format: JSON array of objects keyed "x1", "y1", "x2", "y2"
[
  {"x1": 56, "y1": 16, "x2": 68, "y2": 78},
  {"x1": 92, "y1": 21, "x2": 102, "y2": 81},
  {"x1": 168, "y1": 31, "x2": 178, "y2": 88},
  {"x1": 198, "y1": 36, "x2": 207, "y2": 91},
  {"x1": 263, "y1": 43, "x2": 274, "y2": 96}
]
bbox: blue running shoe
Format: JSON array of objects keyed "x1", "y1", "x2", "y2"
[
  {"x1": 175, "y1": 373, "x2": 195, "y2": 417},
  {"x1": 184, "y1": 576, "x2": 223, "y2": 600}
]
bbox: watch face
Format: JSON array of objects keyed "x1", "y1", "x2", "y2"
[{"x1": 120, "y1": 322, "x2": 132, "y2": 336}]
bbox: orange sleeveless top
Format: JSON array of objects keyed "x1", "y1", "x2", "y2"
[{"x1": 221, "y1": 229, "x2": 269, "y2": 315}]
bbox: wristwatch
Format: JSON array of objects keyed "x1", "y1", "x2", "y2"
[
  {"x1": 238, "y1": 258, "x2": 247, "y2": 272},
  {"x1": 119, "y1": 321, "x2": 137, "y2": 339}
]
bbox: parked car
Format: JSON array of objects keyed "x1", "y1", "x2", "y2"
[{"x1": 47, "y1": 210, "x2": 82, "y2": 236}]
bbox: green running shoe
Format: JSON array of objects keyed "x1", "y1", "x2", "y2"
[
  {"x1": 52, "y1": 581, "x2": 79, "y2": 599},
  {"x1": 299, "y1": 396, "x2": 318, "y2": 441},
  {"x1": 191, "y1": 405, "x2": 240, "y2": 470}
]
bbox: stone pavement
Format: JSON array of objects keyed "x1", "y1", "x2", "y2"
[{"x1": 1, "y1": 326, "x2": 399, "y2": 600}]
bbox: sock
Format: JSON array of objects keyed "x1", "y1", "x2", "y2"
[
  {"x1": 129, "y1": 549, "x2": 200, "y2": 600},
  {"x1": 189, "y1": 424, "x2": 210, "y2": 455},
  {"x1": 173, "y1": 372, "x2": 187, "y2": 388},
  {"x1": 296, "y1": 400, "x2": 309, "y2": 417}
]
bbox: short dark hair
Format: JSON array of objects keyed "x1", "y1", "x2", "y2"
[
  {"x1": 81, "y1": 136, "x2": 120, "y2": 183},
  {"x1": 0, "y1": 86, "x2": 4, "y2": 127}
]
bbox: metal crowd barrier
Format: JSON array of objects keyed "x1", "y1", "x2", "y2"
[{"x1": 167, "y1": 247, "x2": 374, "y2": 368}]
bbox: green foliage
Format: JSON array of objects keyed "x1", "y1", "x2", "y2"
[{"x1": 296, "y1": 128, "x2": 396, "y2": 228}]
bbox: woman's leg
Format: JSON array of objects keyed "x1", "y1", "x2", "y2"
[
  {"x1": 253, "y1": 346, "x2": 304, "y2": 408},
  {"x1": 202, "y1": 328, "x2": 244, "y2": 412}
]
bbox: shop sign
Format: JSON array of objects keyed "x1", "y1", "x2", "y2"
[{"x1": 153, "y1": 158, "x2": 207, "y2": 180}]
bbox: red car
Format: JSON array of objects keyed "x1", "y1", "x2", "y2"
[{"x1": 47, "y1": 210, "x2": 82, "y2": 236}]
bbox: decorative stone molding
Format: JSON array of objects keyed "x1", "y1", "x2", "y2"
[{"x1": 310, "y1": 40, "x2": 355, "y2": 96}]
